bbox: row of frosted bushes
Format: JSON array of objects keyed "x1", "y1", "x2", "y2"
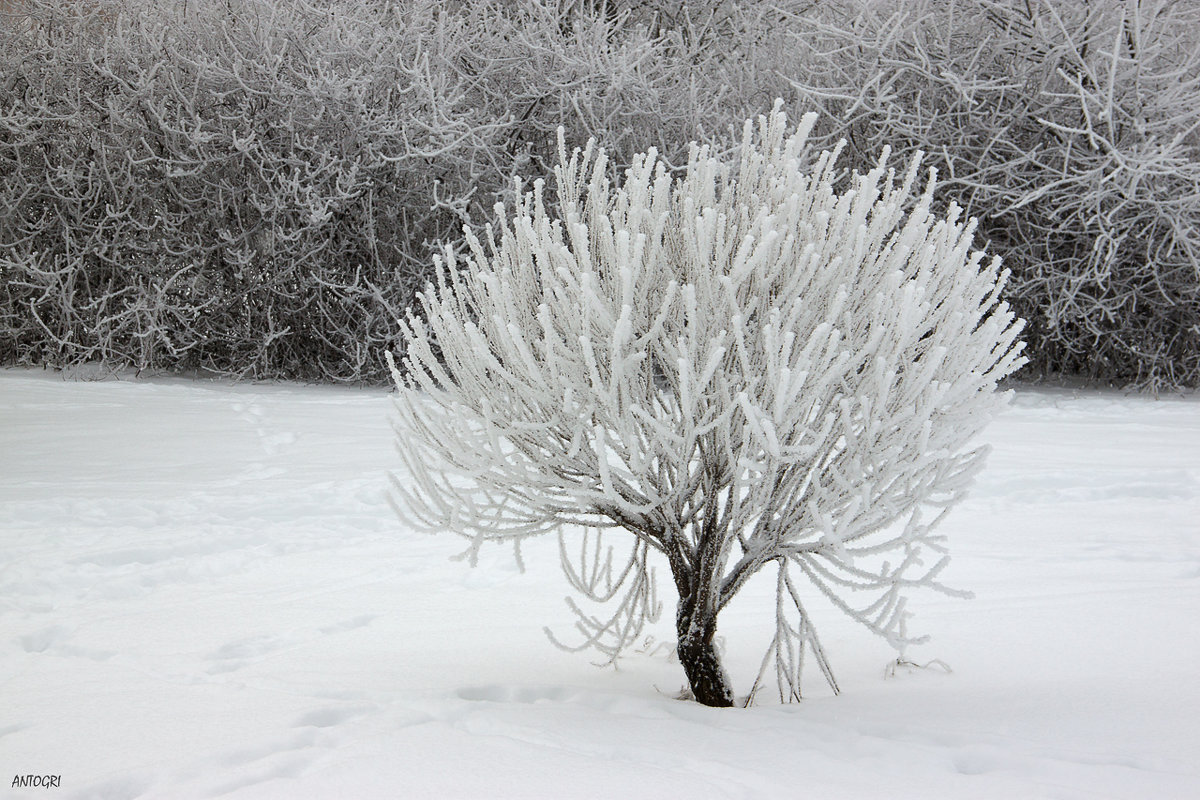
[{"x1": 2, "y1": 0, "x2": 1197, "y2": 388}]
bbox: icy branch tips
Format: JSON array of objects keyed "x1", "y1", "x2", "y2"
[{"x1": 388, "y1": 103, "x2": 1026, "y2": 707}]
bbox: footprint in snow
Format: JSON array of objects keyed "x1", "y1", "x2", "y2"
[
  {"x1": 456, "y1": 685, "x2": 577, "y2": 704},
  {"x1": 317, "y1": 614, "x2": 377, "y2": 634},
  {"x1": 18, "y1": 625, "x2": 116, "y2": 661},
  {"x1": 294, "y1": 705, "x2": 373, "y2": 729},
  {"x1": 205, "y1": 633, "x2": 288, "y2": 674},
  {"x1": 232, "y1": 401, "x2": 297, "y2": 456}
]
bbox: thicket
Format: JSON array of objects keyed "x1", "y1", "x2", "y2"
[
  {"x1": 785, "y1": 0, "x2": 1200, "y2": 390},
  {"x1": 0, "y1": 0, "x2": 797, "y2": 381},
  {"x1": 1, "y1": 0, "x2": 1197, "y2": 388}
]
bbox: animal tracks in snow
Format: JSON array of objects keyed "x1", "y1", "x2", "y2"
[{"x1": 231, "y1": 401, "x2": 299, "y2": 457}]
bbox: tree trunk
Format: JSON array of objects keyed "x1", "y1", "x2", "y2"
[{"x1": 676, "y1": 600, "x2": 735, "y2": 707}]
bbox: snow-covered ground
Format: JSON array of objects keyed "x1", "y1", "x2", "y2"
[{"x1": 2, "y1": 367, "x2": 1198, "y2": 799}]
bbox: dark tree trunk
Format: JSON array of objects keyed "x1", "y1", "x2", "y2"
[{"x1": 675, "y1": 598, "x2": 735, "y2": 707}]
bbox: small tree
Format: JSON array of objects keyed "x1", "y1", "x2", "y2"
[{"x1": 388, "y1": 104, "x2": 1025, "y2": 707}]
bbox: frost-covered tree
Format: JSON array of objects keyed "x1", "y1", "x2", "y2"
[
  {"x1": 388, "y1": 104, "x2": 1026, "y2": 707},
  {"x1": 0, "y1": 0, "x2": 804, "y2": 381},
  {"x1": 783, "y1": 0, "x2": 1200, "y2": 389}
]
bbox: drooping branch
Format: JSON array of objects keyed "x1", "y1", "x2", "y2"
[{"x1": 546, "y1": 529, "x2": 662, "y2": 665}]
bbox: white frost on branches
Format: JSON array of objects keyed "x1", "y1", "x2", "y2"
[{"x1": 389, "y1": 102, "x2": 1026, "y2": 703}]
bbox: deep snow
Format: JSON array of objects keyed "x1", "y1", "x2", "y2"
[{"x1": 2, "y1": 368, "x2": 1198, "y2": 799}]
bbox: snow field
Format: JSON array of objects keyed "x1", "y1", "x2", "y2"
[{"x1": 1, "y1": 370, "x2": 1198, "y2": 798}]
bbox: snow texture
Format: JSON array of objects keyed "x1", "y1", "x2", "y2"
[{"x1": 2, "y1": 368, "x2": 1198, "y2": 798}]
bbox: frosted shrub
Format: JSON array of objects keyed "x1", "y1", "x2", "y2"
[
  {"x1": 390, "y1": 105, "x2": 1026, "y2": 706},
  {"x1": 784, "y1": 0, "x2": 1200, "y2": 389},
  {"x1": 0, "y1": 0, "x2": 803, "y2": 381},
  {"x1": 0, "y1": 0, "x2": 511, "y2": 380}
]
